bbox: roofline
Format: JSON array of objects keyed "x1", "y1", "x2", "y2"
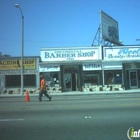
[
  {"x1": 0, "y1": 56, "x2": 40, "y2": 60},
  {"x1": 40, "y1": 46, "x2": 100, "y2": 51}
]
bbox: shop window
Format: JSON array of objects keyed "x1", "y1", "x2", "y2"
[
  {"x1": 5, "y1": 75, "x2": 36, "y2": 87},
  {"x1": 83, "y1": 71, "x2": 100, "y2": 86},
  {"x1": 105, "y1": 70, "x2": 122, "y2": 85},
  {"x1": 5, "y1": 75, "x2": 20, "y2": 87},
  {"x1": 24, "y1": 75, "x2": 36, "y2": 86},
  {"x1": 43, "y1": 72, "x2": 60, "y2": 87}
]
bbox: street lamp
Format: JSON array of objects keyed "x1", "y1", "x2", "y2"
[{"x1": 15, "y1": 4, "x2": 24, "y2": 95}]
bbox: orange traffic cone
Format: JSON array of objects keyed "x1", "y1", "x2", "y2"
[{"x1": 25, "y1": 90, "x2": 30, "y2": 102}]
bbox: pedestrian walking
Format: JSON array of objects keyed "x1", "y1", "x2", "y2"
[{"x1": 39, "y1": 75, "x2": 52, "y2": 101}]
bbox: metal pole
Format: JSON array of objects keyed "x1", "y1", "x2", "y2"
[
  {"x1": 21, "y1": 14, "x2": 24, "y2": 95},
  {"x1": 15, "y1": 4, "x2": 24, "y2": 95}
]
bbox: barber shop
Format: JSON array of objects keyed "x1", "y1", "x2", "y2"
[{"x1": 39, "y1": 46, "x2": 102, "y2": 92}]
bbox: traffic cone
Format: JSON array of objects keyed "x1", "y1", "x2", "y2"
[{"x1": 25, "y1": 90, "x2": 30, "y2": 102}]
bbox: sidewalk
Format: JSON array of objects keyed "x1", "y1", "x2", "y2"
[{"x1": 0, "y1": 89, "x2": 140, "y2": 97}]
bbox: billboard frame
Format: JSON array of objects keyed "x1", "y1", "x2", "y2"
[{"x1": 100, "y1": 10, "x2": 119, "y2": 44}]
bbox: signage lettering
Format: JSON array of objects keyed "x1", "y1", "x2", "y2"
[
  {"x1": 0, "y1": 59, "x2": 36, "y2": 70},
  {"x1": 0, "y1": 60, "x2": 35, "y2": 65},
  {"x1": 41, "y1": 48, "x2": 100, "y2": 61},
  {"x1": 118, "y1": 48, "x2": 140, "y2": 55},
  {"x1": 40, "y1": 65, "x2": 60, "y2": 72},
  {"x1": 84, "y1": 64, "x2": 101, "y2": 69},
  {"x1": 108, "y1": 54, "x2": 140, "y2": 59},
  {"x1": 0, "y1": 70, "x2": 38, "y2": 75},
  {"x1": 44, "y1": 51, "x2": 95, "y2": 59},
  {"x1": 106, "y1": 48, "x2": 140, "y2": 60},
  {"x1": 40, "y1": 65, "x2": 59, "y2": 70},
  {"x1": 83, "y1": 63, "x2": 101, "y2": 70}
]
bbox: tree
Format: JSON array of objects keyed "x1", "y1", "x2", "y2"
[{"x1": 0, "y1": 52, "x2": 11, "y2": 57}]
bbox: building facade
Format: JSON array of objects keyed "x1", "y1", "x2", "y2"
[
  {"x1": 40, "y1": 45, "x2": 140, "y2": 92},
  {"x1": 1, "y1": 45, "x2": 140, "y2": 94},
  {"x1": 39, "y1": 46, "x2": 102, "y2": 92},
  {"x1": 103, "y1": 46, "x2": 140, "y2": 90},
  {"x1": 0, "y1": 56, "x2": 40, "y2": 94}
]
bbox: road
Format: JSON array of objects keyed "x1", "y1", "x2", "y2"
[{"x1": 0, "y1": 93, "x2": 140, "y2": 140}]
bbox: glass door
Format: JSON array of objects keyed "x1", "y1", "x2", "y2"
[
  {"x1": 129, "y1": 70, "x2": 138, "y2": 88},
  {"x1": 64, "y1": 74, "x2": 72, "y2": 91}
]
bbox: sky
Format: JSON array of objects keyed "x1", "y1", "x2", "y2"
[{"x1": 0, "y1": 0, "x2": 140, "y2": 57}]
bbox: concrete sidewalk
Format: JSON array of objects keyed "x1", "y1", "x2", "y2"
[{"x1": 0, "y1": 89, "x2": 140, "y2": 97}]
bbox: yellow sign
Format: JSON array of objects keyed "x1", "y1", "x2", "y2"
[{"x1": 0, "y1": 59, "x2": 36, "y2": 70}]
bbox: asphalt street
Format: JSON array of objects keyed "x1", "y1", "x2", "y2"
[{"x1": 0, "y1": 93, "x2": 140, "y2": 140}]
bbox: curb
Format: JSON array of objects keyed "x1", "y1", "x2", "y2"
[{"x1": 0, "y1": 90, "x2": 139, "y2": 97}]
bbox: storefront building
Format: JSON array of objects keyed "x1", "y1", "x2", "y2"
[
  {"x1": 39, "y1": 47, "x2": 102, "y2": 92},
  {"x1": 0, "y1": 56, "x2": 40, "y2": 94},
  {"x1": 40, "y1": 45, "x2": 140, "y2": 92},
  {"x1": 1, "y1": 45, "x2": 140, "y2": 94},
  {"x1": 103, "y1": 46, "x2": 140, "y2": 90}
]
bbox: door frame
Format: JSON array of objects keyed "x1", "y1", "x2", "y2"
[
  {"x1": 64, "y1": 74, "x2": 72, "y2": 91},
  {"x1": 129, "y1": 70, "x2": 138, "y2": 89}
]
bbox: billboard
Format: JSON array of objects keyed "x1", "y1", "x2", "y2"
[{"x1": 100, "y1": 10, "x2": 119, "y2": 44}]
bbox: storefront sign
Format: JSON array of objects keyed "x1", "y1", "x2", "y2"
[
  {"x1": 83, "y1": 63, "x2": 101, "y2": 70},
  {"x1": 104, "y1": 47, "x2": 140, "y2": 60},
  {"x1": 0, "y1": 70, "x2": 38, "y2": 75},
  {"x1": 40, "y1": 48, "x2": 101, "y2": 61},
  {"x1": 0, "y1": 59, "x2": 36, "y2": 70},
  {"x1": 39, "y1": 65, "x2": 60, "y2": 72}
]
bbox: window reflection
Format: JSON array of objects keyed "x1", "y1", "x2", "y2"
[
  {"x1": 43, "y1": 72, "x2": 60, "y2": 87},
  {"x1": 5, "y1": 75, "x2": 36, "y2": 87},
  {"x1": 83, "y1": 71, "x2": 100, "y2": 86},
  {"x1": 105, "y1": 70, "x2": 122, "y2": 85}
]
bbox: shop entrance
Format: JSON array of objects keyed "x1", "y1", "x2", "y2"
[
  {"x1": 129, "y1": 70, "x2": 138, "y2": 88},
  {"x1": 64, "y1": 73, "x2": 77, "y2": 91},
  {"x1": 63, "y1": 65, "x2": 80, "y2": 92}
]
